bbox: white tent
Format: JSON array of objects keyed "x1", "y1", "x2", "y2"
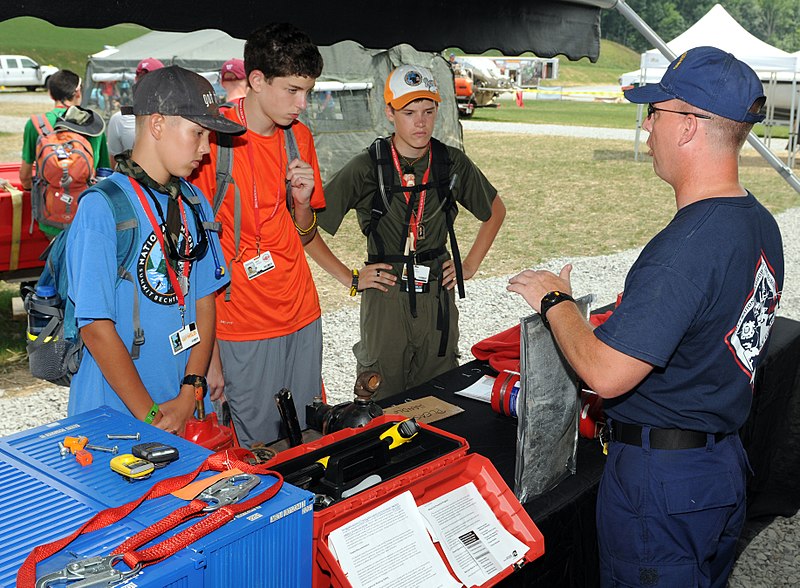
[{"x1": 620, "y1": 4, "x2": 799, "y2": 90}]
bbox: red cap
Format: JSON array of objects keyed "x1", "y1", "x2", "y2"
[
  {"x1": 220, "y1": 58, "x2": 246, "y2": 81},
  {"x1": 136, "y1": 58, "x2": 165, "y2": 76}
]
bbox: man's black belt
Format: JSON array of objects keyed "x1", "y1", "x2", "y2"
[{"x1": 610, "y1": 421, "x2": 728, "y2": 450}]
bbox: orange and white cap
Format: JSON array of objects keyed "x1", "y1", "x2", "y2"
[{"x1": 384, "y1": 64, "x2": 441, "y2": 110}]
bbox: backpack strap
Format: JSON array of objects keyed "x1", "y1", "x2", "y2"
[
  {"x1": 430, "y1": 138, "x2": 464, "y2": 300},
  {"x1": 284, "y1": 126, "x2": 300, "y2": 212},
  {"x1": 212, "y1": 133, "x2": 240, "y2": 302},
  {"x1": 365, "y1": 137, "x2": 395, "y2": 261},
  {"x1": 31, "y1": 114, "x2": 55, "y2": 137},
  {"x1": 89, "y1": 179, "x2": 144, "y2": 359}
]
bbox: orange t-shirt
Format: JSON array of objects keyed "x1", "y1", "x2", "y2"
[{"x1": 192, "y1": 109, "x2": 325, "y2": 341}]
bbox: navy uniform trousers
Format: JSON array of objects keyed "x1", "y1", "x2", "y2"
[{"x1": 597, "y1": 426, "x2": 749, "y2": 587}]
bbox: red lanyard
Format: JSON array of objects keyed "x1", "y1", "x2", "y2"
[
  {"x1": 129, "y1": 177, "x2": 188, "y2": 312},
  {"x1": 16, "y1": 449, "x2": 284, "y2": 588},
  {"x1": 236, "y1": 98, "x2": 284, "y2": 253},
  {"x1": 390, "y1": 141, "x2": 431, "y2": 242}
]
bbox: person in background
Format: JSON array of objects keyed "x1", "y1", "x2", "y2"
[
  {"x1": 191, "y1": 23, "x2": 325, "y2": 447},
  {"x1": 106, "y1": 57, "x2": 165, "y2": 161},
  {"x1": 307, "y1": 64, "x2": 505, "y2": 400},
  {"x1": 20, "y1": 69, "x2": 111, "y2": 237},
  {"x1": 507, "y1": 46, "x2": 784, "y2": 587},
  {"x1": 219, "y1": 58, "x2": 248, "y2": 103}
]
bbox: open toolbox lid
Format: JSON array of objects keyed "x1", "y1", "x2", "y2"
[{"x1": 268, "y1": 415, "x2": 545, "y2": 587}]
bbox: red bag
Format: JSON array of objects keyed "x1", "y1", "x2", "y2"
[
  {"x1": 30, "y1": 114, "x2": 94, "y2": 229},
  {"x1": 0, "y1": 163, "x2": 49, "y2": 279}
]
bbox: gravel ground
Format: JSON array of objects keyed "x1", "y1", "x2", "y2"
[{"x1": 0, "y1": 119, "x2": 797, "y2": 583}]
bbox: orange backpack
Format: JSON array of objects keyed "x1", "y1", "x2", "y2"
[{"x1": 30, "y1": 114, "x2": 95, "y2": 229}]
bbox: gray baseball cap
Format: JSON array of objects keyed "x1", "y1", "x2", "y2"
[{"x1": 131, "y1": 65, "x2": 245, "y2": 135}]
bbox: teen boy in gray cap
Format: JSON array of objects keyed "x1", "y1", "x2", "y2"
[
  {"x1": 508, "y1": 46, "x2": 783, "y2": 586},
  {"x1": 66, "y1": 66, "x2": 243, "y2": 434}
]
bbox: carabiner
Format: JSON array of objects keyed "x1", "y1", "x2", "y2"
[
  {"x1": 36, "y1": 554, "x2": 141, "y2": 588},
  {"x1": 198, "y1": 473, "x2": 260, "y2": 512}
]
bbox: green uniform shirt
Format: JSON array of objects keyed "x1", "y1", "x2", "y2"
[{"x1": 319, "y1": 139, "x2": 497, "y2": 269}]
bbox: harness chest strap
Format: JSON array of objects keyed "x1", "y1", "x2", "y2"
[{"x1": 17, "y1": 450, "x2": 284, "y2": 587}]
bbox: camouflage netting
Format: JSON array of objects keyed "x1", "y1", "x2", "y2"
[{"x1": 83, "y1": 32, "x2": 461, "y2": 180}]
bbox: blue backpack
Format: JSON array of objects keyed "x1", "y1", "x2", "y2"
[{"x1": 24, "y1": 178, "x2": 140, "y2": 386}]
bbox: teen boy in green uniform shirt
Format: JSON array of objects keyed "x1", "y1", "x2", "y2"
[{"x1": 308, "y1": 64, "x2": 505, "y2": 399}]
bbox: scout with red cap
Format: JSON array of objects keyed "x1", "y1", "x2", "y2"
[
  {"x1": 219, "y1": 58, "x2": 247, "y2": 102},
  {"x1": 308, "y1": 63, "x2": 507, "y2": 399},
  {"x1": 136, "y1": 57, "x2": 165, "y2": 81}
]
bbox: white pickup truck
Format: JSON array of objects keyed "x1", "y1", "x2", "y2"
[{"x1": 0, "y1": 55, "x2": 58, "y2": 91}]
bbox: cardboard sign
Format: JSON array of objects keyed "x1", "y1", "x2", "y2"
[{"x1": 383, "y1": 396, "x2": 463, "y2": 424}]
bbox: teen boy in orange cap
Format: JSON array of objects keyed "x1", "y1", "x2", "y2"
[{"x1": 308, "y1": 64, "x2": 506, "y2": 399}]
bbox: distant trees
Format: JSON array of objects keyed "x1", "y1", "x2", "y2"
[{"x1": 602, "y1": 0, "x2": 800, "y2": 53}]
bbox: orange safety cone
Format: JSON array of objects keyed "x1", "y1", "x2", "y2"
[{"x1": 516, "y1": 90, "x2": 524, "y2": 108}]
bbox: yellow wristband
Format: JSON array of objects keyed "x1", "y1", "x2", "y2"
[
  {"x1": 293, "y1": 209, "x2": 317, "y2": 235},
  {"x1": 143, "y1": 402, "x2": 159, "y2": 424},
  {"x1": 349, "y1": 268, "x2": 359, "y2": 297}
]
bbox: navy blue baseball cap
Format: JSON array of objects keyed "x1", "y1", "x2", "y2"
[{"x1": 624, "y1": 46, "x2": 765, "y2": 123}]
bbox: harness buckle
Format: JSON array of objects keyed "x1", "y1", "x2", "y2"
[
  {"x1": 198, "y1": 473, "x2": 260, "y2": 512},
  {"x1": 35, "y1": 554, "x2": 141, "y2": 588}
]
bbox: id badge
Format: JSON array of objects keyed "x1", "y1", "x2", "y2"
[
  {"x1": 401, "y1": 264, "x2": 430, "y2": 293},
  {"x1": 243, "y1": 250, "x2": 276, "y2": 281},
  {"x1": 169, "y1": 321, "x2": 201, "y2": 356}
]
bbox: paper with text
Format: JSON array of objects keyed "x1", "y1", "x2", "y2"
[
  {"x1": 327, "y1": 491, "x2": 461, "y2": 588},
  {"x1": 419, "y1": 482, "x2": 530, "y2": 587}
]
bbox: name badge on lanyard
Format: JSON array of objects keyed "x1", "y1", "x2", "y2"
[
  {"x1": 169, "y1": 321, "x2": 201, "y2": 355},
  {"x1": 243, "y1": 250, "x2": 276, "y2": 280}
]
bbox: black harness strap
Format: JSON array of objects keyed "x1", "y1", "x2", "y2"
[{"x1": 366, "y1": 137, "x2": 464, "y2": 355}]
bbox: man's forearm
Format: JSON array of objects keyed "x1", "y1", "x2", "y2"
[{"x1": 546, "y1": 302, "x2": 652, "y2": 398}]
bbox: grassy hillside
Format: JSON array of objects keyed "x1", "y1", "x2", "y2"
[
  {"x1": 546, "y1": 39, "x2": 640, "y2": 86},
  {"x1": 0, "y1": 17, "x2": 148, "y2": 75}
]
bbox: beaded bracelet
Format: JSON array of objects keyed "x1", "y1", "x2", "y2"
[{"x1": 293, "y1": 210, "x2": 317, "y2": 236}]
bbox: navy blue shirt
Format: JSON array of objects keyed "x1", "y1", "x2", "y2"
[{"x1": 596, "y1": 193, "x2": 783, "y2": 433}]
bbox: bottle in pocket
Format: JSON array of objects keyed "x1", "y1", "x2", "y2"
[{"x1": 27, "y1": 284, "x2": 61, "y2": 342}]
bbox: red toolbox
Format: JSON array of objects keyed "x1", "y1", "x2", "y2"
[
  {"x1": 268, "y1": 415, "x2": 545, "y2": 587},
  {"x1": 0, "y1": 162, "x2": 49, "y2": 280}
]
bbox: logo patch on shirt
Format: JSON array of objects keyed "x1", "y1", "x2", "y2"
[
  {"x1": 726, "y1": 252, "x2": 780, "y2": 384},
  {"x1": 136, "y1": 226, "x2": 193, "y2": 305}
]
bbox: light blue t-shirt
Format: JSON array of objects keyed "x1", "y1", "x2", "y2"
[{"x1": 66, "y1": 172, "x2": 229, "y2": 416}]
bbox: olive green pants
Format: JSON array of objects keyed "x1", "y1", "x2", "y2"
[{"x1": 354, "y1": 278, "x2": 459, "y2": 400}]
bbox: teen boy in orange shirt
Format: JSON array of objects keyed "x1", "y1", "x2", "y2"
[{"x1": 192, "y1": 23, "x2": 324, "y2": 446}]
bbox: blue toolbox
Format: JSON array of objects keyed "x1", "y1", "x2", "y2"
[{"x1": 0, "y1": 406, "x2": 314, "y2": 587}]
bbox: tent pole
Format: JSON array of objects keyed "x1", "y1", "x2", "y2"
[{"x1": 611, "y1": 0, "x2": 800, "y2": 195}]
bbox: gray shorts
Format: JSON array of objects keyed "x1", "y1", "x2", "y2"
[{"x1": 218, "y1": 318, "x2": 322, "y2": 447}]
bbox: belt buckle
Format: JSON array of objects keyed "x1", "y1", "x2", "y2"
[{"x1": 598, "y1": 423, "x2": 610, "y2": 456}]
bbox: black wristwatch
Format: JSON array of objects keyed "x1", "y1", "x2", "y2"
[
  {"x1": 539, "y1": 290, "x2": 575, "y2": 327},
  {"x1": 182, "y1": 374, "x2": 208, "y2": 397}
]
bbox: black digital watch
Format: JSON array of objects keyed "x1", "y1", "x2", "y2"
[
  {"x1": 181, "y1": 374, "x2": 208, "y2": 397},
  {"x1": 539, "y1": 290, "x2": 576, "y2": 327}
]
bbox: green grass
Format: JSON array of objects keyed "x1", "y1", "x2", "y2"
[
  {"x1": 473, "y1": 100, "x2": 640, "y2": 128},
  {"x1": 0, "y1": 17, "x2": 148, "y2": 75},
  {"x1": 0, "y1": 283, "x2": 26, "y2": 365}
]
